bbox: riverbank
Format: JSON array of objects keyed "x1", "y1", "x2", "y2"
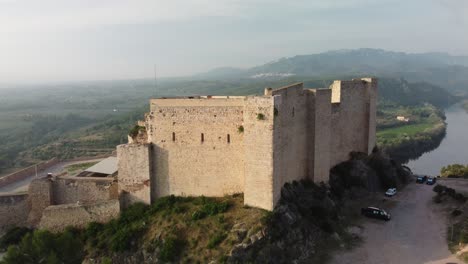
[
  {"x1": 406, "y1": 105, "x2": 468, "y2": 175},
  {"x1": 377, "y1": 104, "x2": 447, "y2": 164}
]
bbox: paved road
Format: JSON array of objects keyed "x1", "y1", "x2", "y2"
[
  {"x1": 331, "y1": 182, "x2": 461, "y2": 264},
  {"x1": 0, "y1": 159, "x2": 103, "y2": 194}
]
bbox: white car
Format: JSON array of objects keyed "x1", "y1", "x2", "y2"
[{"x1": 385, "y1": 188, "x2": 397, "y2": 197}]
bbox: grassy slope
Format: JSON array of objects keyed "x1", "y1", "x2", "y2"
[{"x1": 0, "y1": 195, "x2": 268, "y2": 264}]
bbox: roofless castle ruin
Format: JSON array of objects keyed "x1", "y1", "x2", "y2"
[
  {"x1": 118, "y1": 78, "x2": 377, "y2": 211},
  {"x1": 0, "y1": 78, "x2": 377, "y2": 232}
]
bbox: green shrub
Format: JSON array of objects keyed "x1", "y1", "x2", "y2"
[
  {"x1": 433, "y1": 194, "x2": 443, "y2": 203},
  {"x1": 237, "y1": 125, "x2": 244, "y2": 133},
  {"x1": 207, "y1": 232, "x2": 227, "y2": 249},
  {"x1": 256, "y1": 113, "x2": 265, "y2": 120},
  {"x1": 0, "y1": 227, "x2": 31, "y2": 250},
  {"x1": 101, "y1": 257, "x2": 112, "y2": 264},
  {"x1": 1, "y1": 229, "x2": 84, "y2": 264},
  {"x1": 129, "y1": 125, "x2": 146, "y2": 138},
  {"x1": 159, "y1": 236, "x2": 185, "y2": 262},
  {"x1": 192, "y1": 201, "x2": 230, "y2": 221},
  {"x1": 433, "y1": 184, "x2": 445, "y2": 194}
]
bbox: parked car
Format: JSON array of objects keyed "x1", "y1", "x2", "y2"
[
  {"x1": 361, "y1": 207, "x2": 391, "y2": 221},
  {"x1": 385, "y1": 188, "x2": 397, "y2": 197},
  {"x1": 426, "y1": 177, "x2": 436, "y2": 185},
  {"x1": 416, "y1": 175, "x2": 427, "y2": 183}
]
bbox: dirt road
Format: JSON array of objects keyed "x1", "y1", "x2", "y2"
[
  {"x1": 331, "y1": 182, "x2": 461, "y2": 264},
  {"x1": 0, "y1": 159, "x2": 104, "y2": 194}
]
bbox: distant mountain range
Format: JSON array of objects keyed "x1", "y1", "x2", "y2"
[{"x1": 196, "y1": 48, "x2": 468, "y2": 94}]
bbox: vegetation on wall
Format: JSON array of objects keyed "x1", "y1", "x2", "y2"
[
  {"x1": 256, "y1": 113, "x2": 265, "y2": 120},
  {"x1": 129, "y1": 125, "x2": 146, "y2": 138}
]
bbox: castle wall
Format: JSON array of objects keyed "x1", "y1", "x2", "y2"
[
  {"x1": 116, "y1": 78, "x2": 377, "y2": 212},
  {"x1": 117, "y1": 144, "x2": 152, "y2": 207},
  {"x1": 309, "y1": 89, "x2": 332, "y2": 183},
  {"x1": 0, "y1": 193, "x2": 29, "y2": 231},
  {"x1": 38, "y1": 200, "x2": 120, "y2": 233},
  {"x1": 27, "y1": 178, "x2": 53, "y2": 226},
  {"x1": 329, "y1": 79, "x2": 376, "y2": 167},
  {"x1": 148, "y1": 98, "x2": 245, "y2": 198},
  {"x1": 52, "y1": 177, "x2": 117, "y2": 205},
  {"x1": 271, "y1": 84, "x2": 309, "y2": 203},
  {"x1": 243, "y1": 96, "x2": 275, "y2": 210},
  {"x1": 364, "y1": 78, "x2": 378, "y2": 153}
]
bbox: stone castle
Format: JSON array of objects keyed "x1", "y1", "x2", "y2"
[
  {"x1": 0, "y1": 78, "x2": 377, "y2": 233},
  {"x1": 117, "y1": 78, "x2": 377, "y2": 211}
]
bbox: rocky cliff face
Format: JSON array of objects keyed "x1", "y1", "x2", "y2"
[{"x1": 228, "y1": 149, "x2": 412, "y2": 264}]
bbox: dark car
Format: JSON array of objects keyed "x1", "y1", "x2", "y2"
[
  {"x1": 426, "y1": 177, "x2": 436, "y2": 185},
  {"x1": 416, "y1": 175, "x2": 427, "y2": 183},
  {"x1": 361, "y1": 207, "x2": 391, "y2": 221}
]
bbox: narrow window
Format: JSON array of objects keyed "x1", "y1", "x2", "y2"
[
  {"x1": 201, "y1": 133, "x2": 204, "y2": 143},
  {"x1": 172, "y1": 132, "x2": 175, "y2": 142},
  {"x1": 292, "y1": 107, "x2": 295, "y2": 117},
  {"x1": 227, "y1": 134, "x2": 231, "y2": 143}
]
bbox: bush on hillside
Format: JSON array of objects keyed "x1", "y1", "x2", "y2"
[
  {"x1": 0, "y1": 227, "x2": 32, "y2": 250},
  {"x1": 0, "y1": 229, "x2": 84, "y2": 264}
]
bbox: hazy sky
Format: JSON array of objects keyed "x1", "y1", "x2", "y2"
[{"x1": 1, "y1": 0, "x2": 467, "y2": 83}]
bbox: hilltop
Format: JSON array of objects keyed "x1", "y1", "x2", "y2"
[{"x1": 198, "y1": 49, "x2": 468, "y2": 95}]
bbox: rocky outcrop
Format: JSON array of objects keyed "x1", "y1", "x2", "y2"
[
  {"x1": 329, "y1": 149, "x2": 412, "y2": 196},
  {"x1": 227, "y1": 150, "x2": 411, "y2": 263},
  {"x1": 228, "y1": 181, "x2": 345, "y2": 264}
]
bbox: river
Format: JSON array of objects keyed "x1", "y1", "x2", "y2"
[{"x1": 406, "y1": 105, "x2": 468, "y2": 175}]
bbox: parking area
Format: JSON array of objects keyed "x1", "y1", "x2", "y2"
[{"x1": 331, "y1": 182, "x2": 461, "y2": 264}]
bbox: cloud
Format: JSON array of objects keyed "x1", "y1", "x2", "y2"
[
  {"x1": 0, "y1": 0, "x2": 395, "y2": 33},
  {"x1": 0, "y1": 0, "x2": 242, "y2": 32},
  {"x1": 435, "y1": 0, "x2": 468, "y2": 24}
]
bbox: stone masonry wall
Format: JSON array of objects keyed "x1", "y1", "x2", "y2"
[
  {"x1": 309, "y1": 89, "x2": 332, "y2": 183},
  {"x1": 271, "y1": 83, "x2": 309, "y2": 203},
  {"x1": 38, "y1": 200, "x2": 120, "y2": 233},
  {"x1": 117, "y1": 78, "x2": 377, "y2": 211},
  {"x1": 243, "y1": 96, "x2": 275, "y2": 210},
  {"x1": 148, "y1": 98, "x2": 245, "y2": 198},
  {"x1": 0, "y1": 193, "x2": 29, "y2": 231},
  {"x1": 117, "y1": 144, "x2": 152, "y2": 207},
  {"x1": 330, "y1": 79, "x2": 376, "y2": 167},
  {"x1": 27, "y1": 178, "x2": 53, "y2": 226},
  {"x1": 52, "y1": 177, "x2": 117, "y2": 205}
]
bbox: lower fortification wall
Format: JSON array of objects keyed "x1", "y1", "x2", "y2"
[
  {"x1": 0, "y1": 193, "x2": 29, "y2": 231},
  {"x1": 52, "y1": 177, "x2": 118, "y2": 204},
  {"x1": 39, "y1": 200, "x2": 120, "y2": 232},
  {"x1": 117, "y1": 144, "x2": 152, "y2": 207}
]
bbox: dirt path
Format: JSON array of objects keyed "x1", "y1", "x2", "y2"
[{"x1": 331, "y1": 183, "x2": 461, "y2": 264}]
